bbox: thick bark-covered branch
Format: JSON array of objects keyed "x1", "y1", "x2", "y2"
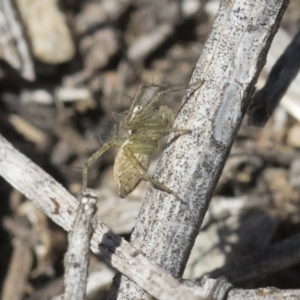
[{"x1": 110, "y1": 0, "x2": 290, "y2": 298}]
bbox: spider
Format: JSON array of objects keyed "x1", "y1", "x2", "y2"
[{"x1": 82, "y1": 82, "x2": 200, "y2": 200}]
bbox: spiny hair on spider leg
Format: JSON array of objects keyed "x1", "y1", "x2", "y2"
[
  {"x1": 132, "y1": 83, "x2": 188, "y2": 116},
  {"x1": 95, "y1": 131, "x2": 104, "y2": 146},
  {"x1": 93, "y1": 111, "x2": 124, "y2": 146},
  {"x1": 142, "y1": 88, "x2": 168, "y2": 107},
  {"x1": 107, "y1": 111, "x2": 125, "y2": 135},
  {"x1": 94, "y1": 129, "x2": 112, "y2": 146},
  {"x1": 123, "y1": 93, "x2": 134, "y2": 104}
]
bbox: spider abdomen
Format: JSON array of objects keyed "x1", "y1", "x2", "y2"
[{"x1": 114, "y1": 143, "x2": 151, "y2": 198}]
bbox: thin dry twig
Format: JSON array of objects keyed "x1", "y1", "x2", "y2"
[
  {"x1": 228, "y1": 288, "x2": 300, "y2": 299},
  {"x1": 63, "y1": 190, "x2": 97, "y2": 300},
  {"x1": 1, "y1": 239, "x2": 33, "y2": 300},
  {"x1": 248, "y1": 28, "x2": 300, "y2": 127},
  {"x1": 0, "y1": 0, "x2": 35, "y2": 80},
  {"x1": 0, "y1": 135, "x2": 211, "y2": 300}
]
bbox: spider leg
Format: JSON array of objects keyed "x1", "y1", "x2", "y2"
[
  {"x1": 143, "y1": 80, "x2": 205, "y2": 112},
  {"x1": 83, "y1": 139, "x2": 123, "y2": 190},
  {"x1": 127, "y1": 80, "x2": 205, "y2": 125},
  {"x1": 123, "y1": 143, "x2": 182, "y2": 201},
  {"x1": 142, "y1": 128, "x2": 191, "y2": 141},
  {"x1": 154, "y1": 128, "x2": 191, "y2": 135},
  {"x1": 126, "y1": 83, "x2": 174, "y2": 123},
  {"x1": 141, "y1": 174, "x2": 182, "y2": 201}
]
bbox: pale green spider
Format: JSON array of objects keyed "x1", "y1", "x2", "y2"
[{"x1": 82, "y1": 81, "x2": 201, "y2": 200}]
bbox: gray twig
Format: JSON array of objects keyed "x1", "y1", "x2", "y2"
[
  {"x1": 0, "y1": 239, "x2": 33, "y2": 300},
  {"x1": 0, "y1": 0, "x2": 35, "y2": 80},
  {"x1": 0, "y1": 135, "x2": 211, "y2": 300},
  {"x1": 63, "y1": 190, "x2": 97, "y2": 300}
]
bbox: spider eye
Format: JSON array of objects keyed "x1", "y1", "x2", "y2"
[{"x1": 133, "y1": 105, "x2": 143, "y2": 114}]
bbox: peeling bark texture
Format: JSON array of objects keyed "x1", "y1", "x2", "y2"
[{"x1": 109, "y1": 0, "x2": 290, "y2": 299}]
